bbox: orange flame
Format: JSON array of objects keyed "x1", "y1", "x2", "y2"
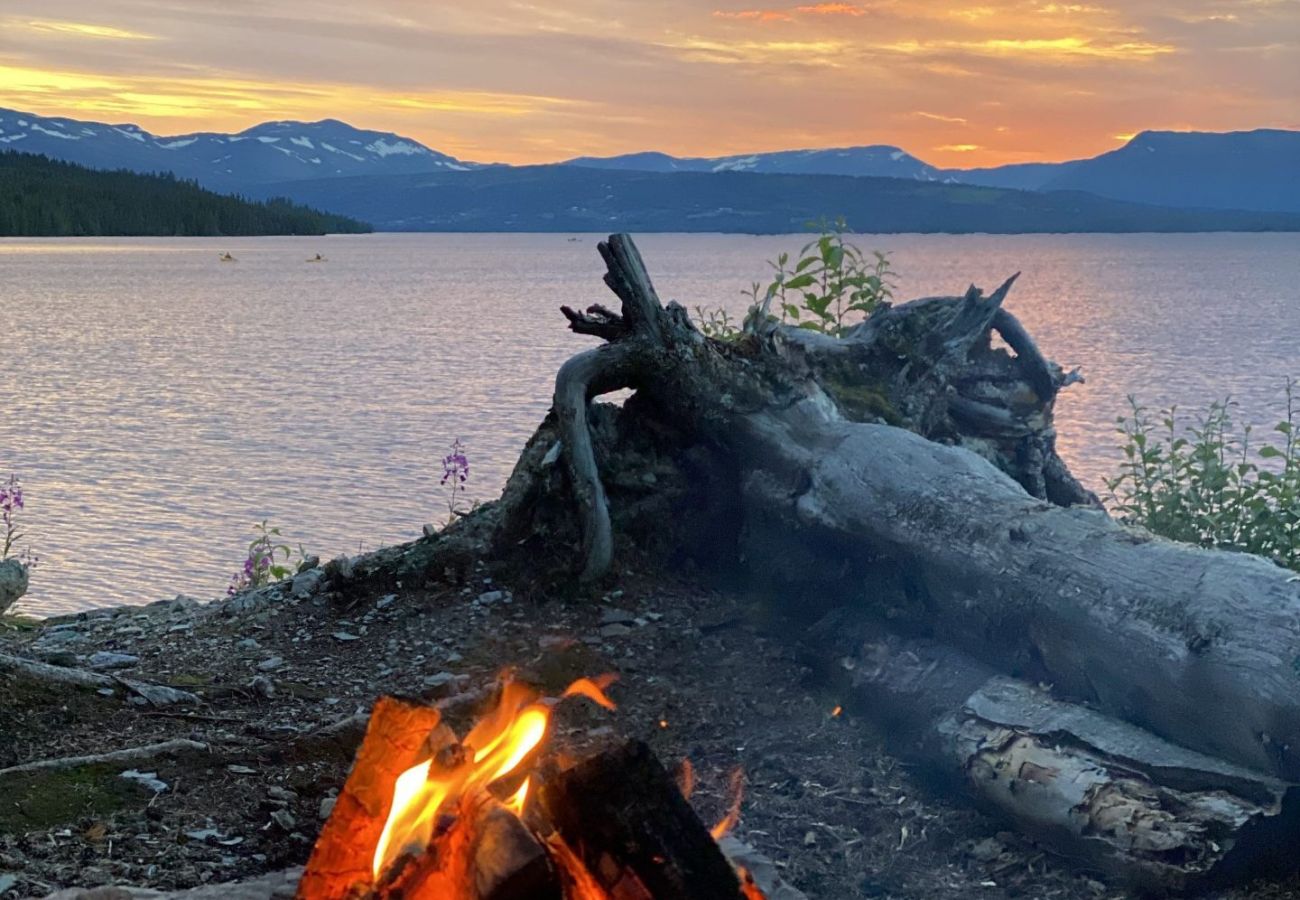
[
  {"x1": 371, "y1": 675, "x2": 617, "y2": 881},
  {"x1": 547, "y1": 834, "x2": 613, "y2": 900},
  {"x1": 710, "y1": 767, "x2": 747, "y2": 841},
  {"x1": 676, "y1": 758, "x2": 696, "y2": 800}
]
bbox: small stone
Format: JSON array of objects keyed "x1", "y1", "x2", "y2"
[
  {"x1": 249, "y1": 675, "x2": 275, "y2": 699},
  {"x1": 445, "y1": 651, "x2": 464, "y2": 663},
  {"x1": 85, "y1": 650, "x2": 139, "y2": 671},
  {"x1": 598, "y1": 623, "x2": 633, "y2": 638},
  {"x1": 968, "y1": 837, "x2": 1005, "y2": 863},
  {"x1": 270, "y1": 809, "x2": 296, "y2": 831},
  {"x1": 267, "y1": 786, "x2": 298, "y2": 802},
  {"x1": 803, "y1": 830, "x2": 818, "y2": 847},
  {"x1": 376, "y1": 594, "x2": 397, "y2": 609},
  {"x1": 257, "y1": 656, "x2": 285, "y2": 672},
  {"x1": 599, "y1": 609, "x2": 636, "y2": 625},
  {"x1": 422, "y1": 523, "x2": 437, "y2": 538},
  {"x1": 35, "y1": 649, "x2": 80, "y2": 667},
  {"x1": 421, "y1": 672, "x2": 465, "y2": 699},
  {"x1": 332, "y1": 631, "x2": 361, "y2": 642},
  {"x1": 236, "y1": 638, "x2": 261, "y2": 650},
  {"x1": 168, "y1": 622, "x2": 193, "y2": 633},
  {"x1": 120, "y1": 770, "x2": 168, "y2": 793},
  {"x1": 478, "y1": 590, "x2": 505, "y2": 605},
  {"x1": 227, "y1": 765, "x2": 257, "y2": 775},
  {"x1": 96, "y1": 687, "x2": 116, "y2": 697},
  {"x1": 318, "y1": 797, "x2": 337, "y2": 820}
]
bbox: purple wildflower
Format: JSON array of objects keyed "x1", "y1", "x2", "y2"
[
  {"x1": 2, "y1": 473, "x2": 34, "y2": 567},
  {"x1": 440, "y1": 439, "x2": 471, "y2": 522}
]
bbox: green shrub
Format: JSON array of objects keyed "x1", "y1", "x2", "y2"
[
  {"x1": 692, "y1": 218, "x2": 895, "y2": 341},
  {"x1": 1106, "y1": 379, "x2": 1300, "y2": 572}
]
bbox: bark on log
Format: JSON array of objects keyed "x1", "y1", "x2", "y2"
[
  {"x1": 519, "y1": 234, "x2": 1300, "y2": 785},
  {"x1": 0, "y1": 652, "x2": 200, "y2": 706},
  {"x1": 810, "y1": 617, "x2": 1300, "y2": 891},
  {"x1": 537, "y1": 739, "x2": 747, "y2": 899},
  {"x1": 0, "y1": 739, "x2": 209, "y2": 777}
]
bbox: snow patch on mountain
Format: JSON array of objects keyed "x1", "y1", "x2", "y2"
[
  {"x1": 365, "y1": 139, "x2": 426, "y2": 157},
  {"x1": 158, "y1": 138, "x2": 198, "y2": 150}
]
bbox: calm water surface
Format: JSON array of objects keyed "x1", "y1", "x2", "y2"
[{"x1": 3, "y1": 232, "x2": 1297, "y2": 615}]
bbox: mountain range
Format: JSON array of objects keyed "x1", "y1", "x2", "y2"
[
  {"x1": 0, "y1": 108, "x2": 476, "y2": 193},
  {"x1": 2, "y1": 105, "x2": 1298, "y2": 231}
]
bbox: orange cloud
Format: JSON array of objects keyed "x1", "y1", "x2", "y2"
[
  {"x1": 794, "y1": 3, "x2": 867, "y2": 15},
  {"x1": 713, "y1": 9, "x2": 794, "y2": 22}
]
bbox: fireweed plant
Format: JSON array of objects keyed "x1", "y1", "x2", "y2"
[
  {"x1": 227, "y1": 520, "x2": 300, "y2": 595},
  {"x1": 1, "y1": 473, "x2": 37, "y2": 568},
  {"x1": 441, "y1": 438, "x2": 471, "y2": 524},
  {"x1": 1106, "y1": 379, "x2": 1300, "y2": 573}
]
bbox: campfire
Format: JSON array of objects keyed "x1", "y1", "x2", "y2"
[{"x1": 299, "y1": 674, "x2": 768, "y2": 899}]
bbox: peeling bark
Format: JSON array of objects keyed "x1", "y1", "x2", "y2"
[{"x1": 811, "y1": 620, "x2": 1300, "y2": 891}]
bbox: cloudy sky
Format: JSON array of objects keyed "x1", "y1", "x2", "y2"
[{"x1": 1, "y1": 0, "x2": 1296, "y2": 165}]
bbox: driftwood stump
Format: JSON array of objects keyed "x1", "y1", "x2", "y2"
[{"x1": 433, "y1": 233, "x2": 1300, "y2": 891}]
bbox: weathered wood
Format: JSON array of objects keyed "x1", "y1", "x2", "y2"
[
  {"x1": 41, "y1": 868, "x2": 302, "y2": 899},
  {"x1": 0, "y1": 739, "x2": 209, "y2": 777},
  {"x1": 529, "y1": 234, "x2": 1300, "y2": 784},
  {"x1": 811, "y1": 618, "x2": 1300, "y2": 891},
  {"x1": 0, "y1": 651, "x2": 200, "y2": 706},
  {"x1": 537, "y1": 740, "x2": 746, "y2": 899}
]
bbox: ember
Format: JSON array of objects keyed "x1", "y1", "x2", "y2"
[{"x1": 299, "y1": 674, "x2": 766, "y2": 899}]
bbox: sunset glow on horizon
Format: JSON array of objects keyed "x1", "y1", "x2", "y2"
[{"x1": 1, "y1": 0, "x2": 1296, "y2": 166}]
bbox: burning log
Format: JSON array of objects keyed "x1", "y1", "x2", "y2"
[
  {"x1": 538, "y1": 740, "x2": 748, "y2": 899},
  {"x1": 813, "y1": 618, "x2": 1300, "y2": 892},
  {"x1": 299, "y1": 676, "x2": 761, "y2": 899}
]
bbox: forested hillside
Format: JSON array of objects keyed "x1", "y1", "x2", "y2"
[{"x1": 0, "y1": 151, "x2": 370, "y2": 236}]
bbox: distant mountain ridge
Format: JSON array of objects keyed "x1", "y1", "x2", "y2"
[
  {"x1": 248, "y1": 165, "x2": 1300, "y2": 234},
  {"x1": 3, "y1": 105, "x2": 1297, "y2": 224},
  {"x1": 0, "y1": 108, "x2": 477, "y2": 193},
  {"x1": 564, "y1": 145, "x2": 942, "y2": 181},
  {"x1": 958, "y1": 129, "x2": 1300, "y2": 213}
]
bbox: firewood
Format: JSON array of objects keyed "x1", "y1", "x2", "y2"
[
  {"x1": 296, "y1": 696, "x2": 445, "y2": 900},
  {"x1": 538, "y1": 740, "x2": 745, "y2": 900}
]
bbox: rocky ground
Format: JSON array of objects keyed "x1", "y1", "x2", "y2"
[{"x1": 2, "y1": 548, "x2": 1298, "y2": 900}]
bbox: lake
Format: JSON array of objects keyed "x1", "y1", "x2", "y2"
[{"x1": 2, "y1": 232, "x2": 1297, "y2": 616}]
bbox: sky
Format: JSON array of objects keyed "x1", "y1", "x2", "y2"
[{"x1": 0, "y1": 0, "x2": 1296, "y2": 166}]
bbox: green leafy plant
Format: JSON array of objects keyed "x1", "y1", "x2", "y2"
[
  {"x1": 747, "y1": 217, "x2": 895, "y2": 337},
  {"x1": 1105, "y1": 379, "x2": 1300, "y2": 572},
  {"x1": 228, "y1": 520, "x2": 301, "y2": 594},
  {"x1": 692, "y1": 219, "x2": 896, "y2": 342},
  {"x1": 692, "y1": 305, "x2": 742, "y2": 341}
]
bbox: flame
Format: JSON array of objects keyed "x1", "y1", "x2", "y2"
[
  {"x1": 737, "y1": 865, "x2": 767, "y2": 899},
  {"x1": 547, "y1": 834, "x2": 613, "y2": 900},
  {"x1": 710, "y1": 767, "x2": 747, "y2": 840},
  {"x1": 371, "y1": 675, "x2": 617, "y2": 881},
  {"x1": 676, "y1": 758, "x2": 696, "y2": 800}
]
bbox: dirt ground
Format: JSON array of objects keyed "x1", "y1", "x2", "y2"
[{"x1": 2, "y1": 557, "x2": 1298, "y2": 900}]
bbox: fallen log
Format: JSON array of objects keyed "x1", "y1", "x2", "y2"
[
  {"x1": 0, "y1": 651, "x2": 200, "y2": 706},
  {"x1": 0, "y1": 738, "x2": 209, "y2": 777},
  {"x1": 809, "y1": 615, "x2": 1300, "y2": 891},
  {"x1": 500, "y1": 234, "x2": 1300, "y2": 784}
]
